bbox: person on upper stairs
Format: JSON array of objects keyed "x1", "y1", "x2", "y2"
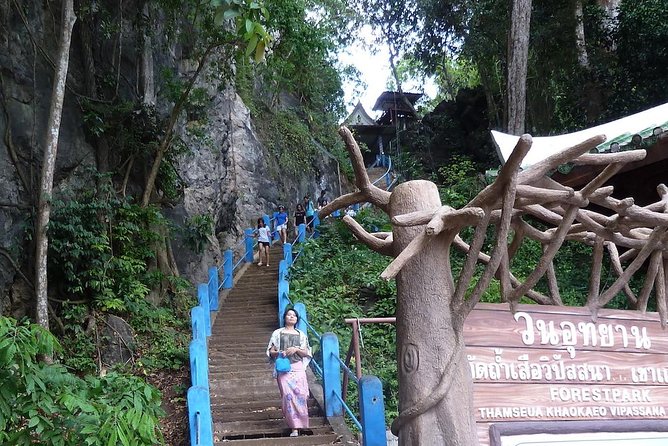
[
  {"x1": 275, "y1": 205, "x2": 288, "y2": 244},
  {"x1": 255, "y1": 217, "x2": 271, "y2": 266},
  {"x1": 316, "y1": 190, "x2": 328, "y2": 210},
  {"x1": 266, "y1": 307, "x2": 312, "y2": 437},
  {"x1": 303, "y1": 195, "x2": 315, "y2": 233},
  {"x1": 294, "y1": 203, "x2": 306, "y2": 238}
]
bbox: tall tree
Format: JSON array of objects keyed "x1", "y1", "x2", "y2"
[
  {"x1": 34, "y1": 0, "x2": 77, "y2": 330},
  {"x1": 348, "y1": 0, "x2": 420, "y2": 114},
  {"x1": 506, "y1": 0, "x2": 532, "y2": 134}
]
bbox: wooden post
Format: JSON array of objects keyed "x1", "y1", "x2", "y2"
[
  {"x1": 359, "y1": 375, "x2": 387, "y2": 446},
  {"x1": 322, "y1": 332, "x2": 343, "y2": 417},
  {"x1": 390, "y1": 181, "x2": 478, "y2": 445},
  {"x1": 244, "y1": 228, "x2": 254, "y2": 262},
  {"x1": 208, "y1": 267, "x2": 219, "y2": 311},
  {"x1": 197, "y1": 283, "x2": 211, "y2": 337},
  {"x1": 222, "y1": 249, "x2": 233, "y2": 290}
]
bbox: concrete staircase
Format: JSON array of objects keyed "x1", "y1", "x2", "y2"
[
  {"x1": 209, "y1": 244, "x2": 347, "y2": 445},
  {"x1": 366, "y1": 167, "x2": 393, "y2": 190}
]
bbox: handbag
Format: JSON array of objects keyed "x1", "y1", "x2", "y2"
[{"x1": 275, "y1": 353, "x2": 291, "y2": 374}]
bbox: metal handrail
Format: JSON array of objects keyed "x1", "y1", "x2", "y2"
[
  {"x1": 292, "y1": 230, "x2": 316, "y2": 265},
  {"x1": 305, "y1": 319, "x2": 321, "y2": 339},
  {"x1": 333, "y1": 392, "x2": 363, "y2": 431},
  {"x1": 371, "y1": 155, "x2": 392, "y2": 187},
  {"x1": 335, "y1": 354, "x2": 359, "y2": 384}
]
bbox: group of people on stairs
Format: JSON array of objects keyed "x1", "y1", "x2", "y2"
[{"x1": 254, "y1": 191, "x2": 329, "y2": 267}]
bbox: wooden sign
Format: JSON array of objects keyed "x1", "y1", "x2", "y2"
[{"x1": 466, "y1": 304, "x2": 668, "y2": 445}]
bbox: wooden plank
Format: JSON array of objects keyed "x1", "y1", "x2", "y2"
[
  {"x1": 465, "y1": 304, "x2": 665, "y2": 353},
  {"x1": 467, "y1": 346, "x2": 668, "y2": 386},
  {"x1": 467, "y1": 303, "x2": 668, "y2": 445},
  {"x1": 473, "y1": 383, "x2": 668, "y2": 421}
]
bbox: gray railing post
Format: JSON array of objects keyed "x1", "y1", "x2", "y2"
[
  {"x1": 197, "y1": 283, "x2": 211, "y2": 337},
  {"x1": 244, "y1": 228, "x2": 254, "y2": 262},
  {"x1": 283, "y1": 243, "x2": 293, "y2": 266},
  {"x1": 322, "y1": 332, "x2": 343, "y2": 417},
  {"x1": 294, "y1": 302, "x2": 307, "y2": 333},
  {"x1": 359, "y1": 376, "x2": 387, "y2": 446},
  {"x1": 222, "y1": 249, "x2": 233, "y2": 290},
  {"x1": 208, "y1": 267, "x2": 219, "y2": 311}
]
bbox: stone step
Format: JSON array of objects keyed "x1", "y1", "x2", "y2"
[
  {"x1": 211, "y1": 398, "x2": 319, "y2": 411},
  {"x1": 215, "y1": 417, "x2": 329, "y2": 437},
  {"x1": 214, "y1": 405, "x2": 322, "y2": 422},
  {"x1": 214, "y1": 432, "x2": 341, "y2": 445},
  {"x1": 210, "y1": 382, "x2": 279, "y2": 396}
]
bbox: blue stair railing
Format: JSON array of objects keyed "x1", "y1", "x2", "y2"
[
  {"x1": 279, "y1": 221, "x2": 388, "y2": 446},
  {"x1": 187, "y1": 213, "x2": 276, "y2": 446},
  {"x1": 186, "y1": 163, "x2": 395, "y2": 446}
]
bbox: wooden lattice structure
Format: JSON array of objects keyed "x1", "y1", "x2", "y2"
[{"x1": 320, "y1": 126, "x2": 668, "y2": 445}]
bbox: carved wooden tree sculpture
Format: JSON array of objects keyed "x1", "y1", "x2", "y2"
[{"x1": 319, "y1": 126, "x2": 668, "y2": 446}]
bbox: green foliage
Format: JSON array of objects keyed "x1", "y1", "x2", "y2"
[
  {"x1": 256, "y1": 110, "x2": 319, "y2": 175},
  {"x1": 59, "y1": 304, "x2": 98, "y2": 373},
  {"x1": 48, "y1": 186, "x2": 162, "y2": 313},
  {"x1": 129, "y1": 292, "x2": 194, "y2": 371},
  {"x1": 181, "y1": 214, "x2": 214, "y2": 254},
  {"x1": 211, "y1": 0, "x2": 271, "y2": 62},
  {"x1": 290, "y1": 209, "x2": 398, "y2": 422},
  {"x1": 437, "y1": 155, "x2": 485, "y2": 208},
  {"x1": 0, "y1": 317, "x2": 164, "y2": 446}
]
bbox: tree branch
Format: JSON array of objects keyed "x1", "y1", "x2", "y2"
[
  {"x1": 573, "y1": 149, "x2": 646, "y2": 165},
  {"x1": 636, "y1": 250, "x2": 662, "y2": 312},
  {"x1": 342, "y1": 215, "x2": 394, "y2": 256},
  {"x1": 319, "y1": 127, "x2": 391, "y2": 217},
  {"x1": 606, "y1": 243, "x2": 637, "y2": 307},
  {"x1": 518, "y1": 134, "x2": 606, "y2": 185}
]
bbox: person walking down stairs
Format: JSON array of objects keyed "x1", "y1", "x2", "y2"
[
  {"x1": 266, "y1": 307, "x2": 312, "y2": 437},
  {"x1": 256, "y1": 218, "x2": 271, "y2": 266}
]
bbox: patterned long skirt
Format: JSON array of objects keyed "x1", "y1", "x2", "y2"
[{"x1": 276, "y1": 360, "x2": 310, "y2": 428}]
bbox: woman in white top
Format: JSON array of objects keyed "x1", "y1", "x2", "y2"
[
  {"x1": 267, "y1": 307, "x2": 312, "y2": 437},
  {"x1": 256, "y1": 218, "x2": 271, "y2": 266}
]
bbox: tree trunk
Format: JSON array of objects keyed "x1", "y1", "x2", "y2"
[
  {"x1": 34, "y1": 0, "x2": 77, "y2": 329},
  {"x1": 506, "y1": 0, "x2": 532, "y2": 135},
  {"x1": 141, "y1": 2, "x2": 156, "y2": 106},
  {"x1": 574, "y1": 0, "x2": 589, "y2": 69},
  {"x1": 390, "y1": 180, "x2": 478, "y2": 446}
]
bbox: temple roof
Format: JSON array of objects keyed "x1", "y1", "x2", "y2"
[
  {"x1": 491, "y1": 102, "x2": 668, "y2": 170},
  {"x1": 372, "y1": 91, "x2": 423, "y2": 112},
  {"x1": 343, "y1": 101, "x2": 377, "y2": 126}
]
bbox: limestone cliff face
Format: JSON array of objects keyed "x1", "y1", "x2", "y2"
[{"x1": 0, "y1": 1, "x2": 345, "y2": 316}]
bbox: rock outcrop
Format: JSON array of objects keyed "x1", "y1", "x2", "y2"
[{"x1": 0, "y1": 1, "x2": 345, "y2": 315}]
